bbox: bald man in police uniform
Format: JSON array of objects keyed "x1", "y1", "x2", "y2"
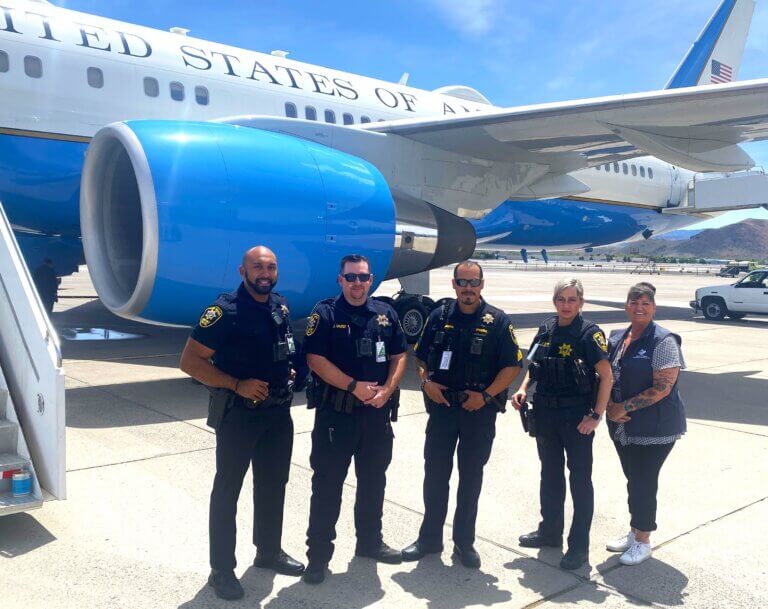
[{"x1": 180, "y1": 246, "x2": 304, "y2": 601}]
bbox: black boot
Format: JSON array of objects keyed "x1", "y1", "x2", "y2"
[
  {"x1": 518, "y1": 530, "x2": 563, "y2": 548},
  {"x1": 355, "y1": 542, "x2": 403, "y2": 564},
  {"x1": 401, "y1": 540, "x2": 443, "y2": 562},
  {"x1": 453, "y1": 544, "x2": 481, "y2": 569},
  {"x1": 208, "y1": 570, "x2": 244, "y2": 600},
  {"x1": 254, "y1": 549, "x2": 305, "y2": 576}
]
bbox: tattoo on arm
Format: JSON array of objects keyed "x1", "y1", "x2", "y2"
[{"x1": 624, "y1": 367, "x2": 679, "y2": 412}]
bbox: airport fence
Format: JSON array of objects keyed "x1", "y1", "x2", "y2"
[{"x1": 480, "y1": 261, "x2": 720, "y2": 276}]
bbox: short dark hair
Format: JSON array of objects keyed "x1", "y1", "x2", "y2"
[
  {"x1": 627, "y1": 282, "x2": 656, "y2": 303},
  {"x1": 339, "y1": 254, "x2": 370, "y2": 273},
  {"x1": 453, "y1": 260, "x2": 483, "y2": 279}
]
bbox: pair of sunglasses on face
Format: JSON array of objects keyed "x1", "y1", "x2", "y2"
[
  {"x1": 455, "y1": 278, "x2": 482, "y2": 287},
  {"x1": 342, "y1": 272, "x2": 372, "y2": 283}
]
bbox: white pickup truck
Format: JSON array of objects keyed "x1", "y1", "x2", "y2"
[{"x1": 691, "y1": 269, "x2": 768, "y2": 320}]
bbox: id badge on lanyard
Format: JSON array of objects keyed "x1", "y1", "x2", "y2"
[
  {"x1": 440, "y1": 350, "x2": 452, "y2": 370},
  {"x1": 287, "y1": 333, "x2": 296, "y2": 355},
  {"x1": 375, "y1": 340, "x2": 387, "y2": 363}
]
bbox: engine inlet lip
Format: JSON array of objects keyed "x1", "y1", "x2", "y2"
[{"x1": 80, "y1": 122, "x2": 159, "y2": 319}]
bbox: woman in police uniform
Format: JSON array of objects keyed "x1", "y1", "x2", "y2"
[
  {"x1": 604, "y1": 282, "x2": 686, "y2": 566},
  {"x1": 511, "y1": 277, "x2": 613, "y2": 570}
]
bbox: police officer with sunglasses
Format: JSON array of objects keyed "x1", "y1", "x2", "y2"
[
  {"x1": 402, "y1": 260, "x2": 523, "y2": 569},
  {"x1": 302, "y1": 254, "x2": 407, "y2": 584}
]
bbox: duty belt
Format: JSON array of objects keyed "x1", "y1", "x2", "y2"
[
  {"x1": 237, "y1": 386, "x2": 292, "y2": 410},
  {"x1": 533, "y1": 393, "x2": 590, "y2": 410}
]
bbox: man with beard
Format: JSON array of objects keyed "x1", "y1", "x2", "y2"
[
  {"x1": 180, "y1": 246, "x2": 304, "y2": 601},
  {"x1": 301, "y1": 254, "x2": 407, "y2": 584},
  {"x1": 401, "y1": 260, "x2": 523, "y2": 568}
]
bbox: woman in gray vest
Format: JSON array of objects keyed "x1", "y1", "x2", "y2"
[{"x1": 605, "y1": 282, "x2": 686, "y2": 566}]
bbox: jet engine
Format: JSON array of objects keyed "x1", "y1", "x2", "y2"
[{"x1": 80, "y1": 120, "x2": 475, "y2": 325}]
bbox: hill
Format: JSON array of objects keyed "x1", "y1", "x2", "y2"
[{"x1": 611, "y1": 219, "x2": 768, "y2": 260}]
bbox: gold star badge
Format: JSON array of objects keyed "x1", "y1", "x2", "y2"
[
  {"x1": 558, "y1": 343, "x2": 573, "y2": 357},
  {"x1": 199, "y1": 306, "x2": 222, "y2": 328},
  {"x1": 377, "y1": 314, "x2": 391, "y2": 327},
  {"x1": 280, "y1": 304, "x2": 289, "y2": 315},
  {"x1": 482, "y1": 313, "x2": 494, "y2": 325}
]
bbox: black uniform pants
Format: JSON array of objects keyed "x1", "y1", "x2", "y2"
[
  {"x1": 534, "y1": 410, "x2": 594, "y2": 552},
  {"x1": 418, "y1": 403, "x2": 497, "y2": 548},
  {"x1": 614, "y1": 440, "x2": 675, "y2": 532},
  {"x1": 306, "y1": 405, "x2": 394, "y2": 565},
  {"x1": 209, "y1": 406, "x2": 293, "y2": 571}
]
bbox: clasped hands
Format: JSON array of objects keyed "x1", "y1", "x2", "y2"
[
  {"x1": 352, "y1": 381, "x2": 393, "y2": 409},
  {"x1": 423, "y1": 380, "x2": 486, "y2": 411}
]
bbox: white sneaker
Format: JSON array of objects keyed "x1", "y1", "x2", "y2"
[
  {"x1": 606, "y1": 530, "x2": 635, "y2": 552},
  {"x1": 619, "y1": 541, "x2": 652, "y2": 566}
]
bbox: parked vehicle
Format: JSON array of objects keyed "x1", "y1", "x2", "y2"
[{"x1": 691, "y1": 269, "x2": 768, "y2": 320}]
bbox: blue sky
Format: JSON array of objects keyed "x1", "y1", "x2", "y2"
[{"x1": 55, "y1": 0, "x2": 768, "y2": 229}]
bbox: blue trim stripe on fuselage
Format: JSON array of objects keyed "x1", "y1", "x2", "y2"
[
  {"x1": 666, "y1": 0, "x2": 737, "y2": 89},
  {"x1": 471, "y1": 198, "x2": 697, "y2": 250}
]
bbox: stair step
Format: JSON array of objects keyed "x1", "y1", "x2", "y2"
[
  {"x1": 0, "y1": 420, "x2": 18, "y2": 455},
  {"x1": 0, "y1": 491, "x2": 42, "y2": 517},
  {"x1": 0, "y1": 452, "x2": 28, "y2": 472}
]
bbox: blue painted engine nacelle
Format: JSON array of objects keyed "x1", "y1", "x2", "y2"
[{"x1": 80, "y1": 121, "x2": 474, "y2": 325}]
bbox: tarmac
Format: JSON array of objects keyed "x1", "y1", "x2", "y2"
[{"x1": 1, "y1": 265, "x2": 767, "y2": 609}]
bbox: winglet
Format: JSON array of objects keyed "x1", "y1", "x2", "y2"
[{"x1": 666, "y1": 0, "x2": 755, "y2": 89}]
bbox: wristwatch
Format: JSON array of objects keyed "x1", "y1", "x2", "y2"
[
  {"x1": 347, "y1": 379, "x2": 357, "y2": 393},
  {"x1": 587, "y1": 409, "x2": 602, "y2": 421},
  {"x1": 420, "y1": 378, "x2": 430, "y2": 391},
  {"x1": 482, "y1": 391, "x2": 492, "y2": 404}
]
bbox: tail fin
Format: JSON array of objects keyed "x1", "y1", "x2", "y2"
[{"x1": 666, "y1": 0, "x2": 755, "y2": 89}]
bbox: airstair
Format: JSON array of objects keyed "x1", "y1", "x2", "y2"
[
  {"x1": 666, "y1": 169, "x2": 768, "y2": 214},
  {"x1": 0, "y1": 202, "x2": 65, "y2": 516}
]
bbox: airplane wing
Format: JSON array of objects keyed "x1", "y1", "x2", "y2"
[{"x1": 365, "y1": 78, "x2": 768, "y2": 173}]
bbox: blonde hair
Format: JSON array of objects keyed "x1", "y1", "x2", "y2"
[{"x1": 553, "y1": 277, "x2": 584, "y2": 302}]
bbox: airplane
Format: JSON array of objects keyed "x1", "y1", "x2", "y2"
[
  {"x1": 471, "y1": 0, "x2": 757, "y2": 257},
  {"x1": 1, "y1": 0, "x2": 768, "y2": 330}
]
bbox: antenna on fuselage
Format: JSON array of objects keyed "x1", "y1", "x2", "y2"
[
  {"x1": 170, "y1": 27, "x2": 190, "y2": 35},
  {"x1": 271, "y1": 50, "x2": 291, "y2": 58}
]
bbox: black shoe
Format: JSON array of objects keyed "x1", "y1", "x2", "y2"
[
  {"x1": 453, "y1": 544, "x2": 481, "y2": 569},
  {"x1": 208, "y1": 570, "x2": 244, "y2": 600},
  {"x1": 401, "y1": 540, "x2": 443, "y2": 562},
  {"x1": 254, "y1": 549, "x2": 305, "y2": 576},
  {"x1": 518, "y1": 530, "x2": 563, "y2": 548},
  {"x1": 355, "y1": 542, "x2": 403, "y2": 564},
  {"x1": 301, "y1": 562, "x2": 327, "y2": 585},
  {"x1": 560, "y1": 549, "x2": 589, "y2": 570}
]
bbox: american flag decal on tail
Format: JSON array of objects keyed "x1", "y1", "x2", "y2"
[{"x1": 711, "y1": 60, "x2": 733, "y2": 84}]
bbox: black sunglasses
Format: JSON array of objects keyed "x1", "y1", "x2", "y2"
[
  {"x1": 455, "y1": 278, "x2": 482, "y2": 287},
  {"x1": 342, "y1": 272, "x2": 372, "y2": 283}
]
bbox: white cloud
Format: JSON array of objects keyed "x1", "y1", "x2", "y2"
[{"x1": 425, "y1": 0, "x2": 503, "y2": 36}]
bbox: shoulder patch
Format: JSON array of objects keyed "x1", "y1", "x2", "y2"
[
  {"x1": 306, "y1": 313, "x2": 321, "y2": 337},
  {"x1": 508, "y1": 323, "x2": 517, "y2": 343},
  {"x1": 593, "y1": 330, "x2": 608, "y2": 352},
  {"x1": 199, "y1": 306, "x2": 223, "y2": 328}
]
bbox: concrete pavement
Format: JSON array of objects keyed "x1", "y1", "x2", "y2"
[{"x1": 1, "y1": 267, "x2": 766, "y2": 608}]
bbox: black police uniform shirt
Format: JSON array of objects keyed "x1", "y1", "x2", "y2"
[
  {"x1": 303, "y1": 294, "x2": 406, "y2": 385},
  {"x1": 528, "y1": 314, "x2": 609, "y2": 416},
  {"x1": 191, "y1": 284, "x2": 293, "y2": 387},
  {"x1": 414, "y1": 298, "x2": 523, "y2": 391}
]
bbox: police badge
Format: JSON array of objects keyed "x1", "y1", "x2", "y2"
[
  {"x1": 199, "y1": 306, "x2": 223, "y2": 328},
  {"x1": 377, "y1": 314, "x2": 391, "y2": 327},
  {"x1": 306, "y1": 313, "x2": 320, "y2": 336},
  {"x1": 482, "y1": 313, "x2": 494, "y2": 325}
]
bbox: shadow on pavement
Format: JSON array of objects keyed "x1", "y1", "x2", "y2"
[
  {"x1": 504, "y1": 556, "x2": 610, "y2": 605},
  {"x1": 596, "y1": 555, "x2": 689, "y2": 606},
  {"x1": 265, "y1": 557, "x2": 383, "y2": 609},
  {"x1": 0, "y1": 513, "x2": 57, "y2": 558},
  {"x1": 391, "y1": 555, "x2": 511, "y2": 609}
]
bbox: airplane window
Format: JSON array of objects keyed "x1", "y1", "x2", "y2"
[
  {"x1": 343, "y1": 113, "x2": 354, "y2": 125},
  {"x1": 648, "y1": 168, "x2": 654, "y2": 179},
  {"x1": 324, "y1": 109, "x2": 336, "y2": 124},
  {"x1": 143, "y1": 77, "x2": 159, "y2": 97},
  {"x1": 622, "y1": 163, "x2": 628, "y2": 175},
  {"x1": 24, "y1": 55, "x2": 42, "y2": 79},
  {"x1": 0, "y1": 51, "x2": 8, "y2": 73},
  {"x1": 305, "y1": 106, "x2": 317, "y2": 121},
  {"x1": 360, "y1": 116, "x2": 371, "y2": 123},
  {"x1": 87, "y1": 67, "x2": 104, "y2": 89},
  {"x1": 613, "y1": 162, "x2": 619, "y2": 173},
  {"x1": 285, "y1": 102, "x2": 297, "y2": 118},
  {"x1": 640, "y1": 166, "x2": 646, "y2": 178},
  {"x1": 195, "y1": 86, "x2": 209, "y2": 105},
  {"x1": 631, "y1": 164, "x2": 637, "y2": 176},
  {"x1": 170, "y1": 81, "x2": 185, "y2": 102}
]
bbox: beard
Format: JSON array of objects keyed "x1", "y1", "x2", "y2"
[{"x1": 246, "y1": 275, "x2": 277, "y2": 295}]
